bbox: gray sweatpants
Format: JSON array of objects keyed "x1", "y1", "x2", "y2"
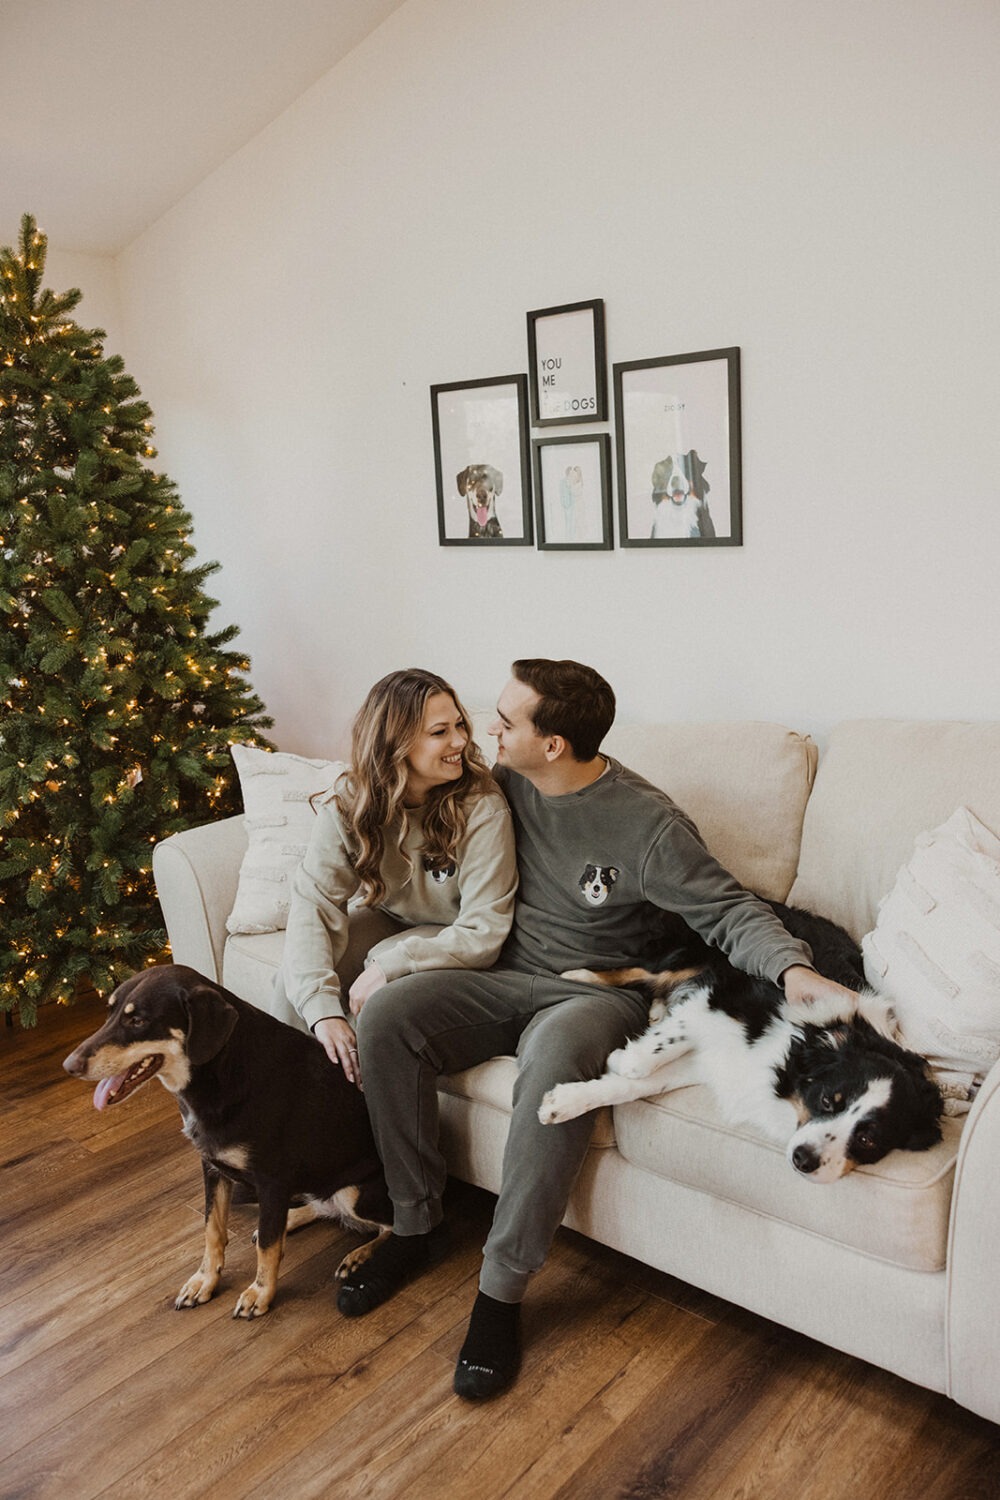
[{"x1": 355, "y1": 968, "x2": 649, "y2": 1303}]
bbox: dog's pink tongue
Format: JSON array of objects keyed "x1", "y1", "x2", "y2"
[
  {"x1": 93, "y1": 1075, "x2": 125, "y2": 1111},
  {"x1": 476, "y1": 505, "x2": 488, "y2": 526}
]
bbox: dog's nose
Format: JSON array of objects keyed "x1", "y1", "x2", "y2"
[
  {"x1": 63, "y1": 1048, "x2": 87, "y2": 1076},
  {"x1": 792, "y1": 1145, "x2": 819, "y2": 1173}
]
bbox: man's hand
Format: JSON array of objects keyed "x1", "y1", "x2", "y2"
[
  {"x1": 313, "y1": 1016, "x2": 363, "y2": 1088},
  {"x1": 348, "y1": 962, "x2": 387, "y2": 1016},
  {"x1": 780, "y1": 964, "x2": 900, "y2": 1040},
  {"x1": 780, "y1": 964, "x2": 859, "y2": 1012}
]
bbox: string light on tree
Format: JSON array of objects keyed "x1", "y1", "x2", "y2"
[{"x1": 0, "y1": 214, "x2": 273, "y2": 1025}]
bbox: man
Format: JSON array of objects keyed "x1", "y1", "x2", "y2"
[{"x1": 345, "y1": 660, "x2": 856, "y2": 1399}]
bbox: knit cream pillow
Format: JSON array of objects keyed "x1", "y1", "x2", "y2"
[
  {"x1": 226, "y1": 744, "x2": 342, "y2": 935},
  {"x1": 862, "y1": 806, "x2": 1000, "y2": 1111}
]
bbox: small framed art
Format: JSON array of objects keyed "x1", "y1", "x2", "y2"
[
  {"x1": 614, "y1": 347, "x2": 742, "y2": 547},
  {"x1": 526, "y1": 299, "x2": 607, "y2": 426},
  {"x1": 531, "y1": 433, "x2": 613, "y2": 550},
  {"x1": 431, "y1": 374, "x2": 533, "y2": 545}
]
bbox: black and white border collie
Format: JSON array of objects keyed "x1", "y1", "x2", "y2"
[{"x1": 539, "y1": 902, "x2": 943, "y2": 1182}]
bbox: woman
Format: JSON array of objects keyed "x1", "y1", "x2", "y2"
[{"x1": 276, "y1": 668, "x2": 517, "y2": 1087}]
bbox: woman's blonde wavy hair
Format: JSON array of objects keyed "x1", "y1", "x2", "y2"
[{"x1": 330, "y1": 668, "x2": 494, "y2": 907}]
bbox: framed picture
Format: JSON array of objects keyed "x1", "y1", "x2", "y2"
[
  {"x1": 614, "y1": 347, "x2": 742, "y2": 547},
  {"x1": 526, "y1": 299, "x2": 607, "y2": 426},
  {"x1": 532, "y1": 434, "x2": 613, "y2": 551},
  {"x1": 431, "y1": 374, "x2": 533, "y2": 545}
]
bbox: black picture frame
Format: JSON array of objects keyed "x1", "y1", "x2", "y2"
[
  {"x1": 526, "y1": 298, "x2": 607, "y2": 426},
  {"x1": 532, "y1": 433, "x2": 613, "y2": 551},
  {"x1": 431, "y1": 374, "x2": 533, "y2": 546},
  {"x1": 613, "y1": 347, "x2": 742, "y2": 547}
]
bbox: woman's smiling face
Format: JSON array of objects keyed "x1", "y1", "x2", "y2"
[{"x1": 403, "y1": 691, "x2": 469, "y2": 804}]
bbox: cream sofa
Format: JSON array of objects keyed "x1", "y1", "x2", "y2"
[{"x1": 152, "y1": 718, "x2": 1000, "y2": 1426}]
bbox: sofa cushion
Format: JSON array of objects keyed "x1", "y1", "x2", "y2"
[
  {"x1": 602, "y1": 721, "x2": 817, "y2": 901},
  {"x1": 436, "y1": 1056, "x2": 958, "y2": 1270},
  {"x1": 223, "y1": 929, "x2": 285, "y2": 1011},
  {"x1": 439, "y1": 1058, "x2": 617, "y2": 1149},
  {"x1": 227, "y1": 744, "x2": 342, "y2": 935},
  {"x1": 612, "y1": 1083, "x2": 962, "y2": 1273},
  {"x1": 790, "y1": 720, "x2": 1000, "y2": 941},
  {"x1": 469, "y1": 713, "x2": 816, "y2": 900},
  {"x1": 862, "y1": 806, "x2": 1000, "y2": 1109}
]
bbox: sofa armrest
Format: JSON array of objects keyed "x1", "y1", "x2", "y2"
[
  {"x1": 152, "y1": 816, "x2": 248, "y2": 983},
  {"x1": 945, "y1": 1059, "x2": 1000, "y2": 1423}
]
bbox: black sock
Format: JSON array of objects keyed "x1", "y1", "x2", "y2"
[
  {"x1": 373, "y1": 1230, "x2": 433, "y2": 1270},
  {"x1": 337, "y1": 1224, "x2": 446, "y2": 1318},
  {"x1": 458, "y1": 1290, "x2": 521, "y2": 1371},
  {"x1": 346, "y1": 1224, "x2": 447, "y2": 1283}
]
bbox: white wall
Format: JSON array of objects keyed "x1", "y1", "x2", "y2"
[
  {"x1": 44, "y1": 248, "x2": 123, "y2": 355},
  {"x1": 114, "y1": 0, "x2": 1000, "y2": 757}
]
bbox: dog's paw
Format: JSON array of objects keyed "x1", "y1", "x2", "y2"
[
  {"x1": 233, "y1": 1281, "x2": 272, "y2": 1318},
  {"x1": 335, "y1": 1229, "x2": 390, "y2": 1282},
  {"x1": 607, "y1": 1045, "x2": 650, "y2": 1079},
  {"x1": 560, "y1": 968, "x2": 599, "y2": 984},
  {"x1": 175, "y1": 1269, "x2": 219, "y2": 1309},
  {"x1": 538, "y1": 1084, "x2": 588, "y2": 1124}
]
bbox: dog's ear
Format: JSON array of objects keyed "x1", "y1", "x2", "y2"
[
  {"x1": 856, "y1": 1022, "x2": 924, "y2": 1067},
  {"x1": 456, "y1": 467, "x2": 470, "y2": 494},
  {"x1": 685, "y1": 449, "x2": 709, "y2": 497},
  {"x1": 651, "y1": 457, "x2": 673, "y2": 496},
  {"x1": 902, "y1": 1069, "x2": 944, "y2": 1151},
  {"x1": 485, "y1": 464, "x2": 503, "y2": 495},
  {"x1": 183, "y1": 982, "x2": 239, "y2": 1065},
  {"x1": 904, "y1": 1117, "x2": 944, "y2": 1152}
]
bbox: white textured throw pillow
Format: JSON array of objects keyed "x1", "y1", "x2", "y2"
[
  {"x1": 226, "y1": 743, "x2": 343, "y2": 935},
  {"x1": 862, "y1": 806, "x2": 1000, "y2": 1111}
]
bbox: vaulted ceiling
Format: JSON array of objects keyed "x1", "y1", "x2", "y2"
[{"x1": 1, "y1": 0, "x2": 407, "y2": 256}]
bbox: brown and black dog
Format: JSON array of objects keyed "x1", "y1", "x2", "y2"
[{"x1": 63, "y1": 965, "x2": 391, "y2": 1318}]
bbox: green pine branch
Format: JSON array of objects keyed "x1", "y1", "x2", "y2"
[{"x1": 1, "y1": 214, "x2": 273, "y2": 1024}]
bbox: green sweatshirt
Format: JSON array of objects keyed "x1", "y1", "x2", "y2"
[
  {"x1": 282, "y1": 783, "x2": 517, "y2": 1030},
  {"x1": 495, "y1": 758, "x2": 813, "y2": 984}
]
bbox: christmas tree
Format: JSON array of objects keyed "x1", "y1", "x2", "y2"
[{"x1": 0, "y1": 214, "x2": 272, "y2": 1025}]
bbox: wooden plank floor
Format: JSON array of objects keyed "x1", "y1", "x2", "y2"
[{"x1": 3, "y1": 995, "x2": 1000, "y2": 1500}]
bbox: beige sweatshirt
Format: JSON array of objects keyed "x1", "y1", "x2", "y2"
[{"x1": 281, "y1": 785, "x2": 517, "y2": 1030}]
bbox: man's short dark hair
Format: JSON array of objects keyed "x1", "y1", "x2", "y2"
[{"x1": 511, "y1": 659, "x2": 616, "y2": 762}]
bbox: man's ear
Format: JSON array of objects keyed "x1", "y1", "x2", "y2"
[{"x1": 543, "y1": 734, "x2": 568, "y2": 763}]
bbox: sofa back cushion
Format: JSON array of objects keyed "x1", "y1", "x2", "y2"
[
  {"x1": 602, "y1": 721, "x2": 817, "y2": 900},
  {"x1": 471, "y1": 713, "x2": 816, "y2": 901},
  {"x1": 790, "y1": 720, "x2": 1000, "y2": 941}
]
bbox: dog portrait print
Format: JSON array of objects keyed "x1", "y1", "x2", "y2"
[
  {"x1": 457, "y1": 464, "x2": 504, "y2": 539},
  {"x1": 650, "y1": 452, "x2": 716, "y2": 540},
  {"x1": 424, "y1": 856, "x2": 458, "y2": 884},
  {"x1": 579, "y1": 864, "x2": 619, "y2": 906},
  {"x1": 433, "y1": 374, "x2": 531, "y2": 545},
  {"x1": 616, "y1": 349, "x2": 740, "y2": 546}
]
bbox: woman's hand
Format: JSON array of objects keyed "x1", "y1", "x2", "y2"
[
  {"x1": 313, "y1": 1016, "x2": 362, "y2": 1088},
  {"x1": 348, "y1": 962, "x2": 387, "y2": 1016}
]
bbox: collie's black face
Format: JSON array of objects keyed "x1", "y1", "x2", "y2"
[{"x1": 784, "y1": 1026, "x2": 943, "y2": 1182}]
